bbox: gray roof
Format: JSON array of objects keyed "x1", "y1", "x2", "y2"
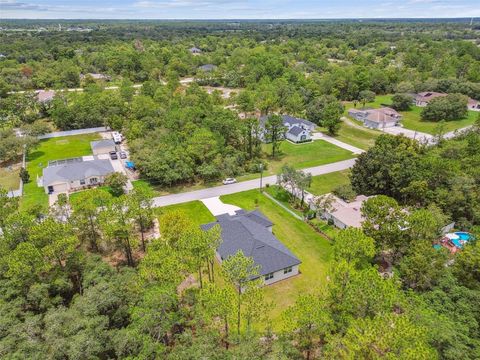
[
  {"x1": 91, "y1": 139, "x2": 115, "y2": 150},
  {"x1": 43, "y1": 158, "x2": 114, "y2": 185},
  {"x1": 198, "y1": 64, "x2": 217, "y2": 72},
  {"x1": 259, "y1": 114, "x2": 315, "y2": 129},
  {"x1": 287, "y1": 126, "x2": 305, "y2": 136},
  {"x1": 201, "y1": 210, "x2": 300, "y2": 276}
]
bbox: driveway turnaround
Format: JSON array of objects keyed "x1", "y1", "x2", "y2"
[
  {"x1": 151, "y1": 158, "x2": 357, "y2": 208},
  {"x1": 201, "y1": 197, "x2": 241, "y2": 216}
]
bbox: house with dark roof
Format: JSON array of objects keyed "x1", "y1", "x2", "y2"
[
  {"x1": 201, "y1": 209, "x2": 301, "y2": 286},
  {"x1": 41, "y1": 157, "x2": 115, "y2": 194},
  {"x1": 259, "y1": 114, "x2": 316, "y2": 143},
  {"x1": 198, "y1": 64, "x2": 217, "y2": 72},
  {"x1": 348, "y1": 107, "x2": 402, "y2": 129}
]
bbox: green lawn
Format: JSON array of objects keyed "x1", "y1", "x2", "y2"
[
  {"x1": 220, "y1": 190, "x2": 332, "y2": 329},
  {"x1": 21, "y1": 133, "x2": 101, "y2": 210},
  {"x1": 155, "y1": 200, "x2": 215, "y2": 227},
  {"x1": 400, "y1": 107, "x2": 478, "y2": 134},
  {"x1": 309, "y1": 169, "x2": 351, "y2": 195},
  {"x1": 345, "y1": 94, "x2": 478, "y2": 134},
  {"x1": 259, "y1": 139, "x2": 354, "y2": 176},
  {"x1": 0, "y1": 165, "x2": 21, "y2": 191},
  {"x1": 320, "y1": 122, "x2": 380, "y2": 151}
]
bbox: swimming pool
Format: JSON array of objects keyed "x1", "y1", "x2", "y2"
[{"x1": 452, "y1": 232, "x2": 473, "y2": 248}]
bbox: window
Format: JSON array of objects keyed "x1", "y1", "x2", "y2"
[
  {"x1": 80, "y1": 179, "x2": 86, "y2": 185},
  {"x1": 89, "y1": 177, "x2": 98, "y2": 184},
  {"x1": 284, "y1": 266, "x2": 293, "y2": 274},
  {"x1": 264, "y1": 273, "x2": 274, "y2": 281}
]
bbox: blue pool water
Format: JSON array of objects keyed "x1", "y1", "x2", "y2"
[{"x1": 452, "y1": 232, "x2": 473, "y2": 248}]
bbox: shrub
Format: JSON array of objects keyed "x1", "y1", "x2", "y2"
[{"x1": 333, "y1": 184, "x2": 356, "y2": 202}]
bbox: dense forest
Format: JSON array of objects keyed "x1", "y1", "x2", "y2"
[{"x1": 1, "y1": 19, "x2": 480, "y2": 359}]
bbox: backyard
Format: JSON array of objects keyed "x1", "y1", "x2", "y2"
[
  {"x1": 22, "y1": 133, "x2": 101, "y2": 209},
  {"x1": 0, "y1": 164, "x2": 21, "y2": 192},
  {"x1": 155, "y1": 200, "x2": 215, "y2": 227},
  {"x1": 308, "y1": 169, "x2": 351, "y2": 195},
  {"x1": 220, "y1": 190, "x2": 333, "y2": 329}
]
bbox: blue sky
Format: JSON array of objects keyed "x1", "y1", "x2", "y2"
[{"x1": 1, "y1": 0, "x2": 479, "y2": 19}]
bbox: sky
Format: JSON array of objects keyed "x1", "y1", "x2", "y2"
[{"x1": 1, "y1": 0, "x2": 480, "y2": 19}]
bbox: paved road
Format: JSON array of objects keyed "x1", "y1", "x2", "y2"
[{"x1": 151, "y1": 158, "x2": 356, "y2": 207}]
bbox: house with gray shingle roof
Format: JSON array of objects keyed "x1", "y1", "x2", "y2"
[
  {"x1": 198, "y1": 64, "x2": 217, "y2": 72},
  {"x1": 41, "y1": 157, "x2": 115, "y2": 194},
  {"x1": 202, "y1": 209, "x2": 301, "y2": 286},
  {"x1": 259, "y1": 114, "x2": 315, "y2": 143}
]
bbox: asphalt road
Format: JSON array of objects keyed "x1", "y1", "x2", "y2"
[{"x1": 151, "y1": 158, "x2": 357, "y2": 207}]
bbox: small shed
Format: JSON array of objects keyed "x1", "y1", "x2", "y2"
[{"x1": 91, "y1": 139, "x2": 116, "y2": 155}]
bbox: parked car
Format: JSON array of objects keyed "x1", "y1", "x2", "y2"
[
  {"x1": 223, "y1": 178, "x2": 237, "y2": 185},
  {"x1": 109, "y1": 151, "x2": 118, "y2": 160},
  {"x1": 119, "y1": 151, "x2": 127, "y2": 159}
]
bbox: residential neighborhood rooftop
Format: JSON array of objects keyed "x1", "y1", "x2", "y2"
[
  {"x1": 91, "y1": 139, "x2": 116, "y2": 150},
  {"x1": 42, "y1": 157, "x2": 114, "y2": 186},
  {"x1": 201, "y1": 209, "x2": 300, "y2": 277}
]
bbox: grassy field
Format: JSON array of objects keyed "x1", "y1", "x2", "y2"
[
  {"x1": 260, "y1": 139, "x2": 354, "y2": 176},
  {"x1": 309, "y1": 169, "x2": 351, "y2": 195},
  {"x1": 400, "y1": 107, "x2": 478, "y2": 134},
  {"x1": 22, "y1": 133, "x2": 101, "y2": 209},
  {"x1": 220, "y1": 190, "x2": 332, "y2": 329},
  {"x1": 155, "y1": 200, "x2": 215, "y2": 227},
  {"x1": 0, "y1": 164, "x2": 21, "y2": 191},
  {"x1": 320, "y1": 122, "x2": 380, "y2": 151}
]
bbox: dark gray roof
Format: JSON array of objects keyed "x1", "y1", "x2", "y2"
[
  {"x1": 91, "y1": 139, "x2": 115, "y2": 150},
  {"x1": 287, "y1": 126, "x2": 305, "y2": 136},
  {"x1": 201, "y1": 210, "x2": 300, "y2": 276},
  {"x1": 198, "y1": 64, "x2": 217, "y2": 72},
  {"x1": 43, "y1": 158, "x2": 114, "y2": 185},
  {"x1": 259, "y1": 114, "x2": 315, "y2": 129}
]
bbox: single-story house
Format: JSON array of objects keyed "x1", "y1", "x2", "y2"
[
  {"x1": 198, "y1": 64, "x2": 217, "y2": 72},
  {"x1": 414, "y1": 92, "x2": 447, "y2": 107},
  {"x1": 259, "y1": 114, "x2": 316, "y2": 143},
  {"x1": 36, "y1": 90, "x2": 56, "y2": 103},
  {"x1": 316, "y1": 194, "x2": 371, "y2": 229},
  {"x1": 41, "y1": 157, "x2": 115, "y2": 194},
  {"x1": 91, "y1": 139, "x2": 116, "y2": 155},
  {"x1": 201, "y1": 209, "x2": 301, "y2": 286},
  {"x1": 189, "y1": 46, "x2": 202, "y2": 54},
  {"x1": 80, "y1": 73, "x2": 111, "y2": 81},
  {"x1": 348, "y1": 107, "x2": 402, "y2": 129},
  {"x1": 468, "y1": 98, "x2": 480, "y2": 111}
]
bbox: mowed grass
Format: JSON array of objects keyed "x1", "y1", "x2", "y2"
[
  {"x1": 345, "y1": 94, "x2": 478, "y2": 134},
  {"x1": 260, "y1": 139, "x2": 354, "y2": 176},
  {"x1": 0, "y1": 165, "x2": 21, "y2": 191},
  {"x1": 220, "y1": 190, "x2": 332, "y2": 329},
  {"x1": 400, "y1": 107, "x2": 478, "y2": 134},
  {"x1": 308, "y1": 169, "x2": 351, "y2": 195},
  {"x1": 22, "y1": 133, "x2": 101, "y2": 210},
  {"x1": 320, "y1": 122, "x2": 380, "y2": 150},
  {"x1": 155, "y1": 200, "x2": 215, "y2": 227}
]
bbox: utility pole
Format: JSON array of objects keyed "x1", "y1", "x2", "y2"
[{"x1": 259, "y1": 164, "x2": 264, "y2": 192}]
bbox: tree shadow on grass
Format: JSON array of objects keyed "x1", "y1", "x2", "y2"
[{"x1": 26, "y1": 150, "x2": 46, "y2": 162}]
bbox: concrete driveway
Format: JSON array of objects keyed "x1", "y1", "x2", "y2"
[
  {"x1": 201, "y1": 197, "x2": 241, "y2": 216},
  {"x1": 382, "y1": 127, "x2": 434, "y2": 144},
  {"x1": 151, "y1": 158, "x2": 356, "y2": 208},
  {"x1": 312, "y1": 133, "x2": 364, "y2": 154}
]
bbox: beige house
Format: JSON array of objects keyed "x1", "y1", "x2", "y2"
[
  {"x1": 42, "y1": 157, "x2": 115, "y2": 194},
  {"x1": 91, "y1": 139, "x2": 116, "y2": 155},
  {"x1": 348, "y1": 107, "x2": 402, "y2": 129},
  {"x1": 320, "y1": 195, "x2": 372, "y2": 229},
  {"x1": 414, "y1": 92, "x2": 447, "y2": 107}
]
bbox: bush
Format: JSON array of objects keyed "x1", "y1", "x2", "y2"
[
  {"x1": 421, "y1": 93, "x2": 468, "y2": 122},
  {"x1": 19, "y1": 167, "x2": 30, "y2": 183},
  {"x1": 333, "y1": 184, "x2": 356, "y2": 202},
  {"x1": 104, "y1": 172, "x2": 128, "y2": 196},
  {"x1": 391, "y1": 93, "x2": 413, "y2": 111}
]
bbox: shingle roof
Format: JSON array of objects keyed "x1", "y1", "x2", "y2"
[
  {"x1": 201, "y1": 210, "x2": 300, "y2": 276},
  {"x1": 287, "y1": 126, "x2": 305, "y2": 136},
  {"x1": 91, "y1": 139, "x2": 115, "y2": 150},
  {"x1": 198, "y1": 64, "x2": 217, "y2": 71},
  {"x1": 43, "y1": 158, "x2": 114, "y2": 185},
  {"x1": 259, "y1": 114, "x2": 315, "y2": 129}
]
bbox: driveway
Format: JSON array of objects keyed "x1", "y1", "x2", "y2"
[
  {"x1": 201, "y1": 197, "x2": 241, "y2": 216},
  {"x1": 312, "y1": 133, "x2": 364, "y2": 154},
  {"x1": 382, "y1": 127, "x2": 434, "y2": 144},
  {"x1": 151, "y1": 158, "x2": 356, "y2": 207}
]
